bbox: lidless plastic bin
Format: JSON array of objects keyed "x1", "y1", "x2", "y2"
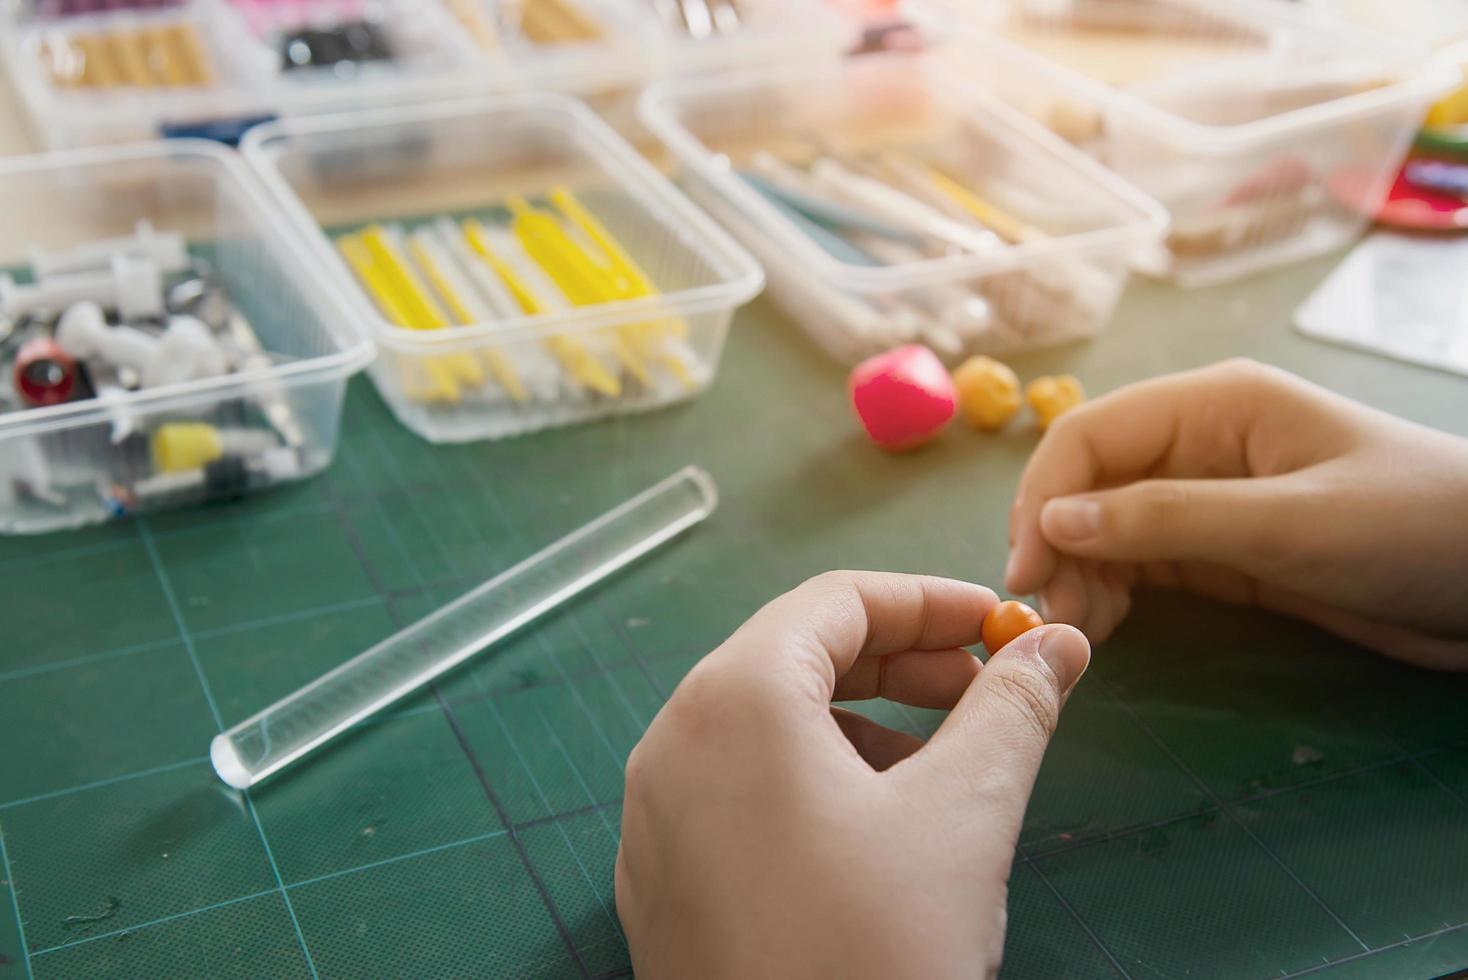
[
  {"x1": 438, "y1": 0, "x2": 656, "y2": 95},
  {"x1": 639, "y1": 49, "x2": 1168, "y2": 366},
  {"x1": 0, "y1": 140, "x2": 372, "y2": 533},
  {"x1": 241, "y1": 93, "x2": 764, "y2": 443},
  {"x1": 634, "y1": 0, "x2": 851, "y2": 78},
  {"x1": 938, "y1": 0, "x2": 1456, "y2": 285},
  {"x1": 0, "y1": 0, "x2": 656, "y2": 150}
]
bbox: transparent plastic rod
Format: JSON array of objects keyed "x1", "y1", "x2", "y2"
[{"x1": 211, "y1": 466, "x2": 718, "y2": 789}]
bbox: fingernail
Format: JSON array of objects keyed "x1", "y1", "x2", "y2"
[
  {"x1": 1037, "y1": 626, "x2": 1090, "y2": 695},
  {"x1": 1003, "y1": 550, "x2": 1020, "y2": 589},
  {"x1": 1043, "y1": 498, "x2": 1100, "y2": 543}
]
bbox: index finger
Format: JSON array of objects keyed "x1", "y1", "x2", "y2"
[
  {"x1": 1007, "y1": 365, "x2": 1230, "y2": 595},
  {"x1": 710, "y1": 570, "x2": 998, "y2": 708}
]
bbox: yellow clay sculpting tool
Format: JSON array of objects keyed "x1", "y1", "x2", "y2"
[
  {"x1": 165, "y1": 23, "x2": 214, "y2": 86},
  {"x1": 504, "y1": 195, "x2": 618, "y2": 300},
  {"x1": 463, "y1": 219, "x2": 541, "y2": 313},
  {"x1": 446, "y1": 0, "x2": 502, "y2": 51},
  {"x1": 546, "y1": 188, "x2": 694, "y2": 387},
  {"x1": 406, "y1": 234, "x2": 479, "y2": 326},
  {"x1": 338, "y1": 235, "x2": 410, "y2": 325},
  {"x1": 491, "y1": 224, "x2": 625, "y2": 397},
  {"x1": 408, "y1": 229, "x2": 528, "y2": 403},
  {"x1": 75, "y1": 34, "x2": 121, "y2": 88},
  {"x1": 548, "y1": 186, "x2": 689, "y2": 341},
  {"x1": 462, "y1": 219, "x2": 621, "y2": 397},
  {"x1": 922, "y1": 164, "x2": 1038, "y2": 244},
  {"x1": 811, "y1": 156, "x2": 1002, "y2": 255},
  {"x1": 435, "y1": 220, "x2": 560, "y2": 402},
  {"x1": 140, "y1": 27, "x2": 187, "y2": 86},
  {"x1": 361, "y1": 224, "x2": 449, "y2": 329},
  {"x1": 337, "y1": 235, "x2": 459, "y2": 403},
  {"x1": 506, "y1": 196, "x2": 653, "y2": 388},
  {"x1": 520, "y1": 0, "x2": 603, "y2": 44},
  {"x1": 362, "y1": 224, "x2": 484, "y2": 386},
  {"x1": 434, "y1": 219, "x2": 517, "y2": 318},
  {"x1": 651, "y1": 342, "x2": 697, "y2": 388},
  {"x1": 111, "y1": 31, "x2": 156, "y2": 86},
  {"x1": 548, "y1": 186, "x2": 652, "y2": 293}
]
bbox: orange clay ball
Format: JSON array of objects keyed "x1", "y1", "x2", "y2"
[
  {"x1": 982, "y1": 599, "x2": 1045, "y2": 654},
  {"x1": 952, "y1": 355, "x2": 1021, "y2": 431},
  {"x1": 1025, "y1": 374, "x2": 1085, "y2": 430}
]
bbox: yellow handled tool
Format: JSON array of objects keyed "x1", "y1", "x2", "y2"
[
  {"x1": 337, "y1": 234, "x2": 460, "y2": 403},
  {"x1": 462, "y1": 219, "x2": 621, "y2": 397},
  {"x1": 361, "y1": 224, "x2": 485, "y2": 387},
  {"x1": 546, "y1": 188, "x2": 695, "y2": 385},
  {"x1": 407, "y1": 230, "x2": 529, "y2": 403}
]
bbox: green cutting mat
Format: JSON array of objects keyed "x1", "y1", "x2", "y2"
[{"x1": 2, "y1": 250, "x2": 1467, "y2": 979}]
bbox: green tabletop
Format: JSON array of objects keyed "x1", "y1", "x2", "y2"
[{"x1": 1, "y1": 248, "x2": 1466, "y2": 979}]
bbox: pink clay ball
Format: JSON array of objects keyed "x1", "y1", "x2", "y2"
[{"x1": 848, "y1": 344, "x2": 957, "y2": 451}]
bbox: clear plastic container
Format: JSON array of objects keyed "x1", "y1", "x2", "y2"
[
  {"x1": 638, "y1": 49, "x2": 1168, "y2": 366},
  {"x1": 627, "y1": 0, "x2": 852, "y2": 77},
  {"x1": 0, "y1": 0, "x2": 486, "y2": 149},
  {"x1": 240, "y1": 93, "x2": 764, "y2": 443},
  {"x1": 2, "y1": 0, "x2": 284, "y2": 148},
  {"x1": 225, "y1": 0, "x2": 482, "y2": 98},
  {"x1": 935, "y1": 0, "x2": 1458, "y2": 286},
  {"x1": 439, "y1": 0, "x2": 656, "y2": 95},
  {"x1": 0, "y1": 140, "x2": 373, "y2": 534},
  {"x1": 0, "y1": 0, "x2": 658, "y2": 150}
]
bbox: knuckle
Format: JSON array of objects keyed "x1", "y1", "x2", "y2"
[
  {"x1": 797, "y1": 570, "x2": 864, "y2": 621},
  {"x1": 1044, "y1": 404, "x2": 1087, "y2": 444},
  {"x1": 1142, "y1": 481, "x2": 1193, "y2": 536},
  {"x1": 796, "y1": 568, "x2": 871, "y2": 644},
  {"x1": 1216, "y1": 357, "x2": 1287, "y2": 395},
  {"x1": 806, "y1": 569, "x2": 861, "y2": 594},
  {"x1": 1217, "y1": 356, "x2": 1266, "y2": 378},
  {"x1": 660, "y1": 660, "x2": 728, "y2": 734},
  {"x1": 989, "y1": 668, "x2": 1060, "y2": 741},
  {"x1": 622, "y1": 743, "x2": 649, "y2": 795}
]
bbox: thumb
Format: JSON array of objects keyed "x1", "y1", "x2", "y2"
[
  {"x1": 1039, "y1": 476, "x2": 1299, "y2": 572},
  {"x1": 907, "y1": 625, "x2": 1089, "y2": 824}
]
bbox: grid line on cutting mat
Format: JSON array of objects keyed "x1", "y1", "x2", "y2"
[
  {"x1": 335, "y1": 406, "x2": 678, "y2": 973},
  {"x1": 355, "y1": 415, "x2": 640, "y2": 953},
  {"x1": 1281, "y1": 920, "x2": 1468, "y2": 978},
  {"x1": 15, "y1": 786, "x2": 625, "y2": 962},
  {"x1": 136, "y1": 518, "x2": 324, "y2": 980},
  {"x1": 319, "y1": 441, "x2": 598, "y2": 978},
  {"x1": 1091, "y1": 674, "x2": 1370, "y2": 951},
  {"x1": 19, "y1": 792, "x2": 629, "y2": 965},
  {"x1": 0, "y1": 822, "x2": 33, "y2": 979},
  {"x1": 357, "y1": 415, "x2": 662, "y2": 731},
  {"x1": 28, "y1": 888, "x2": 281, "y2": 959}
]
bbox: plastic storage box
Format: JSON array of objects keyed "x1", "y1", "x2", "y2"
[
  {"x1": 0, "y1": 0, "x2": 655, "y2": 149},
  {"x1": 936, "y1": 0, "x2": 1455, "y2": 285},
  {"x1": 639, "y1": 49, "x2": 1168, "y2": 366},
  {"x1": 631, "y1": 0, "x2": 851, "y2": 77},
  {"x1": 241, "y1": 94, "x2": 764, "y2": 443},
  {"x1": 333, "y1": 0, "x2": 652, "y2": 101},
  {"x1": 0, "y1": 140, "x2": 372, "y2": 534}
]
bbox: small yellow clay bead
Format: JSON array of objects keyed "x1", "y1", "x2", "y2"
[
  {"x1": 1026, "y1": 374, "x2": 1085, "y2": 429},
  {"x1": 952, "y1": 355, "x2": 1021, "y2": 431}
]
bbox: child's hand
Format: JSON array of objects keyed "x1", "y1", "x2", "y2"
[
  {"x1": 1007, "y1": 359, "x2": 1468, "y2": 670},
  {"x1": 616, "y1": 571, "x2": 1091, "y2": 980}
]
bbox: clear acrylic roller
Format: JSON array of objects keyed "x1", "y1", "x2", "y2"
[{"x1": 211, "y1": 466, "x2": 718, "y2": 789}]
